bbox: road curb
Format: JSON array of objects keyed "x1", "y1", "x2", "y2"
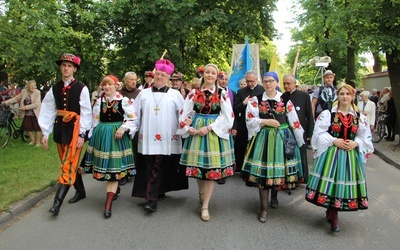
[
  {"x1": 374, "y1": 149, "x2": 400, "y2": 171},
  {"x1": 0, "y1": 186, "x2": 55, "y2": 230}
]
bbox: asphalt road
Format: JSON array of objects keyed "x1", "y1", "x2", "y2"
[{"x1": 0, "y1": 152, "x2": 399, "y2": 250}]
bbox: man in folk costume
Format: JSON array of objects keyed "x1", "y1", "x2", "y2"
[
  {"x1": 140, "y1": 71, "x2": 154, "y2": 89},
  {"x1": 39, "y1": 53, "x2": 92, "y2": 216},
  {"x1": 131, "y1": 59, "x2": 188, "y2": 212}
]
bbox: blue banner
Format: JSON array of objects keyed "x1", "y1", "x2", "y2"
[{"x1": 228, "y1": 38, "x2": 252, "y2": 93}]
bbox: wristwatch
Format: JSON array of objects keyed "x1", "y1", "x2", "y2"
[{"x1": 78, "y1": 133, "x2": 86, "y2": 138}]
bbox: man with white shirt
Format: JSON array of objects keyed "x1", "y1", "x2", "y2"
[{"x1": 39, "y1": 53, "x2": 92, "y2": 216}]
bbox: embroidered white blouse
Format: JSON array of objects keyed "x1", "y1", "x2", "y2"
[
  {"x1": 245, "y1": 91, "x2": 305, "y2": 146},
  {"x1": 311, "y1": 106, "x2": 374, "y2": 163}
]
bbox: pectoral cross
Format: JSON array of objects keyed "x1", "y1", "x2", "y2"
[{"x1": 154, "y1": 105, "x2": 160, "y2": 115}]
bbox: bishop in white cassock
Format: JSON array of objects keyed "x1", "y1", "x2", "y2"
[{"x1": 131, "y1": 59, "x2": 188, "y2": 212}]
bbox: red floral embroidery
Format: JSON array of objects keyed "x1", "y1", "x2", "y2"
[
  {"x1": 207, "y1": 170, "x2": 222, "y2": 180},
  {"x1": 306, "y1": 191, "x2": 315, "y2": 199},
  {"x1": 334, "y1": 199, "x2": 341, "y2": 208},
  {"x1": 224, "y1": 167, "x2": 234, "y2": 177},
  {"x1": 247, "y1": 112, "x2": 254, "y2": 118},
  {"x1": 127, "y1": 99, "x2": 133, "y2": 105},
  {"x1": 185, "y1": 168, "x2": 191, "y2": 176},
  {"x1": 179, "y1": 109, "x2": 183, "y2": 115},
  {"x1": 361, "y1": 199, "x2": 368, "y2": 207},
  {"x1": 332, "y1": 124, "x2": 341, "y2": 132},
  {"x1": 179, "y1": 121, "x2": 186, "y2": 128},
  {"x1": 293, "y1": 120, "x2": 301, "y2": 129},
  {"x1": 287, "y1": 103, "x2": 294, "y2": 112},
  {"x1": 209, "y1": 94, "x2": 220, "y2": 104},
  {"x1": 317, "y1": 195, "x2": 326, "y2": 205},
  {"x1": 231, "y1": 112, "x2": 234, "y2": 117},
  {"x1": 259, "y1": 105, "x2": 268, "y2": 113},
  {"x1": 351, "y1": 125, "x2": 358, "y2": 133},
  {"x1": 275, "y1": 106, "x2": 284, "y2": 114},
  {"x1": 192, "y1": 90, "x2": 205, "y2": 103},
  {"x1": 172, "y1": 135, "x2": 178, "y2": 140},
  {"x1": 251, "y1": 101, "x2": 258, "y2": 107},
  {"x1": 365, "y1": 153, "x2": 371, "y2": 159},
  {"x1": 348, "y1": 200, "x2": 358, "y2": 209},
  {"x1": 155, "y1": 134, "x2": 162, "y2": 141},
  {"x1": 192, "y1": 168, "x2": 199, "y2": 176}
]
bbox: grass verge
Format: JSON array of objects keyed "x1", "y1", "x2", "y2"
[{"x1": 0, "y1": 119, "x2": 85, "y2": 213}]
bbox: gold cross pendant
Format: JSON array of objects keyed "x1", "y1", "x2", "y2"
[{"x1": 154, "y1": 105, "x2": 160, "y2": 115}]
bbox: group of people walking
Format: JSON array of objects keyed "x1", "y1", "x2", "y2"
[{"x1": 5, "y1": 53, "x2": 374, "y2": 234}]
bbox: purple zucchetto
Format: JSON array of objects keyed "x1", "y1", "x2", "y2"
[
  {"x1": 155, "y1": 59, "x2": 175, "y2": 75},
  {"x1": 263, "y1": 72, "x2": 279, "y2": 83}
]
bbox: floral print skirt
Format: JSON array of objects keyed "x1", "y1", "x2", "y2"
[
  {"x1": 180, "y1": 114, "x2": 235, "y2": 180},
  {"x1": 85, "y1": 122, "x2": 135, "y2": 181},
  {"x1": 241, "y1": 125, "x2": 303, "y2": 190},
  {"x1": 305, "y1": 146, "x2": 368, "y2": 211}
]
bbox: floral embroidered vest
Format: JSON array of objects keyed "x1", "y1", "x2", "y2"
[
  {"x1": 191, "y1": 88, "x2": 223, "y2": 115},
  {"x1": 329, "y1": 112, "x2": 359, "y2": 140},
  {"x1": 256, "y1": 95, "x2": 288, "y2": 124}
]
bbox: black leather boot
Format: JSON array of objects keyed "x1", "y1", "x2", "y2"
[
  {"x1": 104, "y1": 192, "x2": 115, "y2": 218},
  {"x1": 68, "y1": 173, "x2": 86, "y2": 203},
  {"x1": 49, "y1": 184, "x2": 70, "y2": 216}
]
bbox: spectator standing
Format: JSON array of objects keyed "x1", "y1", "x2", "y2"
[
  {"x1": 312, "y1": 70, "x2": 337, "y2": 118},
  {"x1": 0, "y1": 83, "x2": 20, "y2": 116},
  {"x1": 2, "y1": 80, "x2": 41, "y2": 145},
  {"x1": 385, "y1": 88, "x2": 397, "y2": 141},
  {"x1": 357, "y1": 91, "x2": 376, "y2": 131}
]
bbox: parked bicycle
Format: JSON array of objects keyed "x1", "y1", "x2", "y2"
[
  {"x1": 372, "y1": 111, "x2": 387, "y2": 143},
  {"x1": 0, "y1": 105, "x2": 29, "y2": 148}
]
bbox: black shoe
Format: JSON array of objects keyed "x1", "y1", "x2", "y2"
[
  {"x1": 217, "y1": 179, "x2": 226, "y2": 185},
  {"x1": 68, "y1": 190, "x2": 86, "y2": 203},
  {"x1": 158, "y1": 194, "x2": 166, "y2": 201},
  {"x1": 385, "y1": 137, "x2": 395, "y2": 141},
  {"x1": 113, "y1": 186, "x2": 121, "y2": 200},
  {"x1": 119, "y1": 178, "x2": 128, "y2": 186},
  {"x1": 258, "y1": 211, "x2": 268, "y2": 223},
  {"x1": 144, "y1": 201, "x2": 157, "y2": 212}
]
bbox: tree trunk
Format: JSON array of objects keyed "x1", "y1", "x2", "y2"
[
  {"x1": 385, "y1": 49, "x2": 400, "y2": 145},
  {"x1": 372, "y1": 52, "x2": 383, "y2": 73},
  {"x1": 345, "y1": 46, "x2": 356, "y2": 88}
]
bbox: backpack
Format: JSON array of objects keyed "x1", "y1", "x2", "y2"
[{"x1": 317, "y1": 86, "x2": 336, "y2": 111}]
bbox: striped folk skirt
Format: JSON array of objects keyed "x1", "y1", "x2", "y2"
[
  {"x1": 180, "y1": 114, "x2": 235, "y2": 180},
  {"x1": 86, "y1": 121, "x2": 135, "y2": 181},
  {"x1": 305, "y1": 146, "x2": 368, "y2": 211},
  {"x1": 241, "y1": 124, "x2": 303, "y2": 190}
]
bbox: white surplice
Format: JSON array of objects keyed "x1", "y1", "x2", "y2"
[{"x1": 133, "y1": 87, "x2": 184, "y2": 155}]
